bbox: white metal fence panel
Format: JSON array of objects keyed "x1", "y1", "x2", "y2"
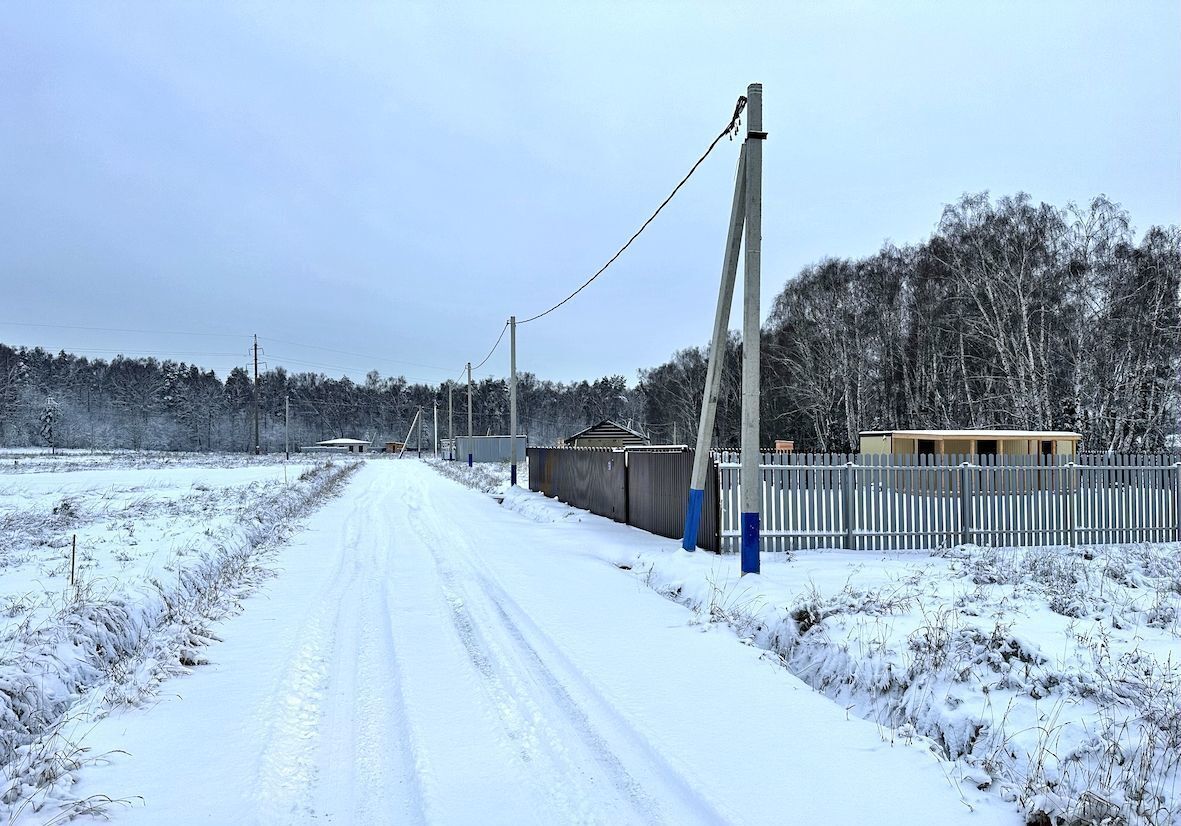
[{"x1": 717, "y1": 452, "x2": 1180, "y2": 552}]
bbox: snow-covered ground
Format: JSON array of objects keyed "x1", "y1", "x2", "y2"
[
  {"x1": 0, "y1": 453, "x2": 361, "y2": 819},
  {"x1": 0, "y1": 448, "x2": 308, "y2": 475},
  {"x1": 8, "y1": 453, "x2": 1168, "y2": 824},
  {"x1": 488, "y1": 470, "x2": 1181, "y2": 826},
  {"x1": 9, "y1": 459, "x2": 1021, "y2": 825},
  {"x1": 424, "y1": 456, "x2": 528, "y2": 496}
]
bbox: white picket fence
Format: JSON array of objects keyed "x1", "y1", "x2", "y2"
[{"x1": 716, "y1": 452, "x2": 1181, "y2": 552}]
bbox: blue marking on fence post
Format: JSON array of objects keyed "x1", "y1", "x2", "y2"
[
  {"x1": 741, "y1": 512, "x2": 760, "y2": 574},
  {"x1": 682, "y1": 488, "x2": 705, "y2": 551},
  {"x1": 468, "y1": 453, "x2": 473, "y2": 467},
  {"x1": 511, "y1": 463, "x2": 517, "y2": 487}
]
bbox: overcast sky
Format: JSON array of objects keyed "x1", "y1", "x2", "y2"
[{"x1": 2, "y1": 1, "x2": 1178, "y2": 386}]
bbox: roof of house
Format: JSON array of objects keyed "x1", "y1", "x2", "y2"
[
  {"x1": 565, "y1": 420, "x2": 649, "y2": 443},
  {"x1": 315, "y1": 437, "x2": 372, "y2": 446},
  {"x1": 861, "y1": 429, "x2": 1082, "y2": 440}
]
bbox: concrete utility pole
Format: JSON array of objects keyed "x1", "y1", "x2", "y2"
[
  {"x1": 284, "y1": 394, "x2": 290, "y2": 460},
  {"x1": 418, "y1": 406, "x2": 425, "y2": 460},
  {"x1": 682, "y1": 142, "x2": 748, "y2": 551},
  {"x1": 509, "y1": 315, "x2": 518, "y2": 487},
  {"x1": 466, "y1": 362, "x2": 474, "y2": 467},
  {"x1": 433, "y1": 402, "x2": 439, "y2": 458},
  {"x1": 448, "y1": 382, "x2": 454, "y2": 460},
  {"x1": 740, "y1": 82, "x2": 765, "y2": 575},
  {"x1": 397, "y1": 408, "x2": 419, "y2": 458},
  {"x1": 252, "y1": 334, "x2": 261, "y2": 455}
]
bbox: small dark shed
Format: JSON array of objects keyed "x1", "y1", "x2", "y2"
[{"x1": 562, "y1": 420, "x2": 650, "y2": 448}]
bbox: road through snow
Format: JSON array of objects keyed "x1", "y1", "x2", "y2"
[{"x1": 56, "y1": 461, "x2": 1017, "y2": 825}]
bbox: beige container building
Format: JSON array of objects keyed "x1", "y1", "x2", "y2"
[{"x1": 859, "y1": 429, "x2": 1081, "y2": 457}]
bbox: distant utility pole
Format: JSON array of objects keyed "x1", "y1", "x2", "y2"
[
  {"x1": 433, "y1": 402, "x2": 439, "y2": 458},
  {"x1": 448, "y1": 382, "x2": 454, "y2": 461},
  {"x1": 466, "y1": 362, "x2": 474, "y2": 467},
  {"x1": 284, "y1": 394, "x2": 290, "y2": 460},
  {"x1": 397, "y1": 408, "x2": 420, "y2": 458},
  {"x1": 252, "y1": 334, "x2": 261, "y2": 455},
  {"x1": 509, "y1": 315, "x2": 518, "y2": 487},
  {"x1": 419, "y1": 406, "x2": 425, "y2": 460},
  {"x1": 740, "y1": 83, "x2": 764, "y2": 575}
]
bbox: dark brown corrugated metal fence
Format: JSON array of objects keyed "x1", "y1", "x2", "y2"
[
  {"x1": 527, "y1": 447, "x2": 628, "y2": 523},
  {"x1": 526, "y1": 447, "x2": 720, "y2": 550},
  {"x1": 626, "y1": 449, "x2": 719, "y2": 551}
]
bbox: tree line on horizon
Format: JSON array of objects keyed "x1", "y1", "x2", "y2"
[
  {"x1": 0, "y1": 347, "x2": 644, "y2": 453},
  {"x1": 2, "y1": 192, "x2": 1177, "y2": 454}
]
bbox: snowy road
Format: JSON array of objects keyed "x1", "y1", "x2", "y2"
[{"x1": 59, "y1": 461, "x2": 1017, "y2": 825}]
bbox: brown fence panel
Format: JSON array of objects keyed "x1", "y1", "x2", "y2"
[
  {"x1": 527, "y1": 447, "x2": 553, "y2": 496},
  {"x1": 626, "y1": 449, "x2": 720, "y2": 552},
  {"x1": 528, "y1": 447, "x2": 628, "y2": 523}
]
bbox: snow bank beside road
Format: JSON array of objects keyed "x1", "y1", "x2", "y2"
[
  {"x1": 497, "y1": 481, "x2": 1181, "y2": 826},
  {"x1": 424, "y1": 457, "x2": 528, "y2": 496}
]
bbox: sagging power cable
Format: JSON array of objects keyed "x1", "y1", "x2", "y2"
[
  {"x1": 470, "y1": 322, "x2": 509, "y2": 372},
  {"x1": 516, "y1": 95, "x2": 747, "y2": 325}
]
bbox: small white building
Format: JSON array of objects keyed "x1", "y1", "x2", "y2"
[{"x1": 312, "y1": 437, "x2": 372, "y2": 453}]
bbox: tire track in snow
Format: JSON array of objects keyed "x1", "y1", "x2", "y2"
[
  {"x1": 313, "y1": 471, "x2": 425, "y2": 824},
  {"x1": 253, "y1": 469, "x2": 425, "y2": 825},
  {"x1": 251, "y1": 532, "x2": 353, "y2": 823},
  {"x1": 401, "y1": 475, "x2": 730, "y2": 826}
]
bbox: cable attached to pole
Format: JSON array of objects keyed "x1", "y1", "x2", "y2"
[
  {"x1": 517, "y1": 95, "x2": 748, "y2": 326},
  {"x1": 470, "y1": 322, "x2": 509, "y2": 372}
]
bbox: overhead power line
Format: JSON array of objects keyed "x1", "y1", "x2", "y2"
[
  {"x1": 2, "y1": 344, "x2": 244, "y2": 359},
  {"x1": 0, "y1": 320, "x2": 244, "y2": 338},
  {"x1": 470, "y1": 323, "x2": 509, "y2": 372},
  {"x1": 516, "y1": 94, "x2": 748, "y2": 326},
  {"x1": 264, "y1": 336, "x2": 454, "y2": 374}
]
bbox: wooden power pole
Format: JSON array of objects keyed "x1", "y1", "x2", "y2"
[{"x1": 252, "y1": 334, "x2": 261, "y2": 455}]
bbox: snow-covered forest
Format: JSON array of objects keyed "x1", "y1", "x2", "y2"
[
  {"x1": 3, "y1": 193, "x2": 1177, "y2": 453},
  {"x1": 0, "y1": 349, "x2": 643, "y2": 452},
  {"x1": 643, "y1": 193, "x2": 1180, "y2": 452}
]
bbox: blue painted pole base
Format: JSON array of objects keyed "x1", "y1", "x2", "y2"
[
  {"x1": 741, "y1": 512, "x2": 760, "y2": 574},
  {"x1": 510, "y1": 463, "x2": 517, "y2": 487},
  {"x1": 682, "y1": 488, "x2": 705, "y2": 551},
  {"x1": 468, "y1": 453, "x2": 473, "y2": 467}
]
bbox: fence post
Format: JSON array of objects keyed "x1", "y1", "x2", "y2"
[
  {"x1": 1066, "y1": 461, "x2": 1077, "y2": 548},
  {"x1": 843, "y1": 461, "x2": 855, "y2": 550},
  {"x1": 959, "y1": 461, "x2": 972, "y2": 547},
  {"x1": 1173, "y1": 462, "x2": 1180, "y2": 544}
]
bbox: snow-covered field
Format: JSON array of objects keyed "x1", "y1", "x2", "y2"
[
  {"x1": 477, "y1": 467, "x2": 1181, "y2": 826},
  {"x1": 0, "y1": 452, "x2": 360, "y2": 818},
  {"x1": 0, "y1": 448, "x2": 304, "y2": 475}
]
